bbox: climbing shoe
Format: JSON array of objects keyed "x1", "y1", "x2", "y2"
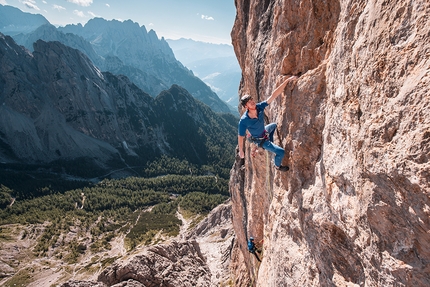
[{"x1": 275, "y1": 165, "x2": 289, "y2": 171}]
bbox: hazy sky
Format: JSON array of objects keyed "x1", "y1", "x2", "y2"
[{"x1": 0, "y1": 0, "x2": 236, "y2": 44}]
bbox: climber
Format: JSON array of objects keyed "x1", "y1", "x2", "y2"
[
  {"x1": 247, "y1": 237, "x2": 261, "y2": 262},
  {"x1": 238, "y1": 75, "x2": 297, "y2": 171}
]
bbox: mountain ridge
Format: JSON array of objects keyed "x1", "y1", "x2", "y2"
[
  {"x1": 0, "y1": 34, "x2": 237, "y2": 177},
  {"x1": 0, "y1": 5, "x2": 232, "y2": 114},
  {"x1": 57, "y1": 18, "x2": 232, "y2": 113},
  {"x1": 0, "y1": 4, "x2": 49, "y2": 35}
]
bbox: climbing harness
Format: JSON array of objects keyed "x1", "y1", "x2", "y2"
[{"x1": 247, "y1": 130, "x2": 270, "y2": 147}]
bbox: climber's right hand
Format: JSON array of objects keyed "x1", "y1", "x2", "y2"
[{"x1": 239, "y1": 150, "x2": 245, "y2": 159}]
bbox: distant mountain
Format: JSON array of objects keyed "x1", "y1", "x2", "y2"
[
  {"x1": 0, "y1": 34, "x2": 237, "y2": 175},
  {"x1": 0, "y1": 4, "x2": 49, "y2": 35},
  {"x1": 57, "y1": 18, "x2": 232, "y2": 113},
  {"x1": 12, "y1": 23, "x2": 167, "y2": 97},
  {"x1": 167, "y1": 38, "x2": 241, "y2": 108},
  {"x1": 0, "y1": 6, "x2": 232, "y2": 114},
  {"x1": 13, "y1": 23, "x2": 104, "y2": 67},
  {"x1": 103, "y1": 54, "x2": 168, "y2": 97},
  {"x1": 166, "y1": 38, "x2": 236, "y2": 62}
]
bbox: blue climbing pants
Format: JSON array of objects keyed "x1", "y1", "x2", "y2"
[{"x1": 260, "y1": 123, "x2": 285, "y2": 167}]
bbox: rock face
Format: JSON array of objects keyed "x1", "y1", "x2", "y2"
[
  {"x1": 230, "y1": 0, "x2": 430, "y2": 286},
  {"x1": 185, "y1": 201, "x2": 235, "y2": 285}
]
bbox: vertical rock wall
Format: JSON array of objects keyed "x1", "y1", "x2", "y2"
[{"x1": 230, "y1": 0, "x2": 430, "y2": 286}]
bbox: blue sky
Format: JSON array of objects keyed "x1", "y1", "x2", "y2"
[{"x1": 0, "y1": 0, "x2": 236, "y2": 44}]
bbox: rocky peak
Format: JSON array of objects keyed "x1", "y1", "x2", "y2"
[
  {"x1": 57, "y1": 17, "x2": 231, "y2": 113},
  {"x1": 59, "y1": 18, "x2": 176, "y2": 64},
  {"x1": 230, "y1": 0, "x2": 430, "y2": 286},
  {"x1": 13, "y1": 24, "x2": 103, "y2": 67}
]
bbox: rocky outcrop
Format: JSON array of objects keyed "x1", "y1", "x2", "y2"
[
  {"x1": 230, "y1": 0, "x2": 430, "y2": 286},
  {"x1": 61, "y1": 202, "x2": 235, "y2": 287},
  {"x1": 185, "y1": 201, "x2": 235, "y2": 285},
  {"x1": 97, "y1": 241, "x2": 211, "y2": 287}
]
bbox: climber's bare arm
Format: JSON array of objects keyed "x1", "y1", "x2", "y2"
[
  {"x1": 238, "y1": 135, "x2": 245, "y2": 158},
  {"x1": 266, "y1": 75, "x2": 297, "y2": 104}
]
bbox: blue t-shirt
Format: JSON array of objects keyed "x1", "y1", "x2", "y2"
[{"x1": 238, "y1": 101, "x2": 268, "y2": 137}]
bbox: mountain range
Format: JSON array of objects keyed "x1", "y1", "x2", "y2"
[
  {"x1": 0, "y1": 33, "x2": 237, "y2": 176},
  {"x1": 0, "y1": 4, "x2": 233, "y2": 114},
  {"x1": 0, "y1": 4, "x2": 238, "y2": 176}
]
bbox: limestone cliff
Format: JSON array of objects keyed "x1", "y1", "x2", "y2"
[{"x1": 230, "y1": 0, "x2": 430, "y2": 286}]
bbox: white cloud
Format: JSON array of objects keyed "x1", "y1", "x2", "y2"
[
  {"x1": 201, "y1": 14, "x2": 214, "y2": 21},
  {"x1": 67, "y1": 0, "x2": 93, "y2": 7},
  {"x1": 53, "y1": 4, "x2": 66, "y2": 11},
  {"x1": 88, "y1": 11, "x2": 97, "y2": 17},
  {"x1": 0, "y1": 0, "x2": 7, "y2": 4},
  {"x1": 23, "y1": 1, "x2": 40, "y2": 10},
  {"x1": 42, "y1": 0, "x2": 47, "y2": 4},
  {"x1": 105, "y1": 3, "x2": 110, "y2": 8},
  {"x1": 73, "y1": 9, "x2": 85, "y2": 17}
]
